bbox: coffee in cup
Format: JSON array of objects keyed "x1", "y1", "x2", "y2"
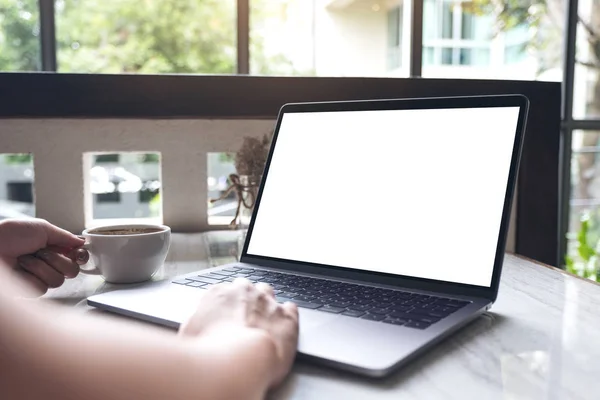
[
  {"x1": 89, "y1": 227, "x2": 165, "y2": 236},
  {"x1": 78, "y1": 224, "x2": 171, "y2": 284}
]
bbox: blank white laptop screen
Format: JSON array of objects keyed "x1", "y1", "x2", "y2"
[{"x1": 247, "y1": 106, "x2": 521, "y2": 287}]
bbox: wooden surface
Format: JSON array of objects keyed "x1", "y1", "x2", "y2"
[{"x1": 46, "y1": 232, "x2": 600, "y2": 399}]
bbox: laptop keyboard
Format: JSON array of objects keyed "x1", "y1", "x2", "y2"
[{"x1": 172, "y1": 266, "x2": 471, "y2": 330}]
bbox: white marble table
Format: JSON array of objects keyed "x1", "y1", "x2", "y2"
[{"x1": 46, "y1": 232, "x2": 600, "y2": 399}]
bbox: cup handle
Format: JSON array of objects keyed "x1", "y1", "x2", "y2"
[{"x1": 76, "y1": 242, "x2": 102, "y2": 276}]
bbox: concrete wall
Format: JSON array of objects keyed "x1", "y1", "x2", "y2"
[{"x1": 0, "y1": 119, "x2": 274, "y2": 232}]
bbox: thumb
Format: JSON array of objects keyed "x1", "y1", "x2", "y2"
[{"x1": 41, "y1": 220, "x2": 85, "y2": 249}]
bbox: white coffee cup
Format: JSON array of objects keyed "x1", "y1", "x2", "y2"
[{"x1": 78, "y1": 224, "x2": 171, "y2": 284}]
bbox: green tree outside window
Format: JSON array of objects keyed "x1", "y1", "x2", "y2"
[
  {"x1": 3, "y1": 154, "x2": 33, "y2": 164},
  {"x1": 0, "y1": 0, "x2": 40, "y2": 71}
]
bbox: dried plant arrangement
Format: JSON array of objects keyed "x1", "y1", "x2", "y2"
[
  {"x1": 234, "y1": 134, "x2": 270, "y2": 177},
  {"x1": 210, "y1": 133, "x2": 272, "y2": 228}
]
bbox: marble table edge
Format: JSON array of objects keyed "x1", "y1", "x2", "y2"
[{"x1": 507, "y1": 252, "x2": 600, "y2": 288}]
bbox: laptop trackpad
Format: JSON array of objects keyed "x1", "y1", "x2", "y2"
[
  {"x1": 297, "y1": 311, "x2": 420, "y2": 373},
  {"x1": 298, "y1": 307, "x2": 336, "y2": 332}
]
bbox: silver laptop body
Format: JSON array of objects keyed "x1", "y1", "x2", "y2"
[{"x1": 88, "y1": 94, "x2": 529, "y2": 377}]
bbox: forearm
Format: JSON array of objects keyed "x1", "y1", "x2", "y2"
[{"x1": 0, "y1": 295, "x2": 273, "y2": 400}]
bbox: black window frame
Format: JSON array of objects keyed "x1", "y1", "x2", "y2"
[{"x1": 10, "y1": 0, "x2": 582, "y2": 266}]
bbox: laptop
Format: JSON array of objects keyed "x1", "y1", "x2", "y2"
[{"x1": 87, "y1": 94, "x2": 529, "y2": 377}]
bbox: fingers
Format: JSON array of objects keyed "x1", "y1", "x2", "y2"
[
  {"x1": 255, "y1": 282, "x2": 275, "y2": 298},
  {"x1": 243, "y1": 281, "x2": 277, "y2": 310},
  {"x1": 179, "y1": 273, "x2": 299, "y2": 388},
  {"x1": 282, "y1": 301, "x2": 299, "y2": 322},
  {"x1": 281, "y1": 302, "x2": 299, "y2": 345},
  {"x1": 38, "y1": 219, "x2": 85, "y2": 248},
  {"x1": 206, "y1": 277, "x2": 286, "y2": 318},
  {"x1": 54, "y1": 246, "x2": 90, "y2": 266},
  {"x1": 36, "y1": 250, "x2": 80, "y2": 279},
  {"x1": 266, "y1": 300, "x2": 299, "y2": 387},
  {"x1": 11, "y1": 248, "x2": 82, "y2": 296},
  {"x1": 17, "y1": 255, "x2": 65, "y2": 289},
  {"x1": 281, "y1": 302, "x2": 300, "y2": 353},
  {"x1": 12, "y1": 269, "x2": 48, "y2": 297},
  {"x1": 47, "y1": 245, "x2": 89, "y2": 265},
  {"x1": 232, "y1": 277, "x2": 254, "y2": 288},
  {"x1": 71, "y1": 248, "x2": 90, "y2": 265},
  {"x1": 234, "y1": 278, "x2": 274, "y2": 298}
]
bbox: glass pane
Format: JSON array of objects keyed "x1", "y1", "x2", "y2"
[
  {"x1": 207, "y1": 152, "x2": 237, "y2": 226},
  {"x1": 567, "y1": 131, "x2": 600, "y2": 280},
  {"x1": 504, "y1": 43, "x2": 527, "y2": 64},
  {"x1": 574, "y1": 2, "x2": 600, "y2": 118},
  {"x1": 423, "y1": 0, "x2": 436, "y2": 40},
  {"x1": 460, "y1": 47, "x2": 489, "y2": 66},
  {"x1": 441, "y1": 47, "x2": 453, "y2": 65},
  {"x1": 423, "y1": 46, "x2": 435, "y2": 66},
  {"x1": 88, "y1": 152, "x2": 161, "y2": 221},
  {"x1": 422, "y1": 0, "x2": 563, "y2": 81},
  {"x1": 461, "y1": 7, "x2": 490, "y2": 41},
  {"x1": 387, "y1": 6, "x2": 400, "y2": 47},
  {"x1": 55, "y1": 0, "x2": 236, "y2": 74},
  {"x1": 568, "y1": 131, "x2": 600, "y2": 269},
  {"x1": 0, "y1": 153, "x2": 35, "y2": 219},
  {"x1": 441, "y1": 1, "x2": 453, "y2": 39},
  {"x1": 250, "y1": 0, "x2": 409, "y2": 76},
  {"x1": 0, "y1": 0, "x2": 40, "y2": 71},
  {"x1": 566, "y1": 203, "x2": 600, "y2": 280},
  {"x1": 571, "y1": 131, "x2": 600, "y2": 200},
  {"x1": 386, "y1": 5, "x2": 401, "y2": 70},
  {"x1": 459, "y1": 48, "x2": 471, "y2": 65},
  {"x1": 461, "y1": 10, "x2": 473, "y2": 39}
]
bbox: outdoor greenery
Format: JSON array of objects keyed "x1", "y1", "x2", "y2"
[
  {"x1": 3, "y1": 153, "x2": 33, "y2": 164},
  {"x1": 140, "y1": 153, "x2": 160, "y2": 163},
  {"x1": 218, "y1": 152, "x2": 235, "y2": 163},
  {"x1": 0, "y1": 0, "x2": 297, "y2": 74},
  {"x1": 56, "y1": 0, "x2": 237, "y2": 73},
  {"x1": 95, "y1": 154, "x2": 120, "y2": 163},
  {"x1": 0, "y1": 0, "x2": 39, "y2": 71},
  {"x1": 468, "y1": 0, "x2": 563, "y2": 76},
  {"x1": 566, "y1": 212, "x2": 600, "y2": 282},
  {"x1": 149, "y1": 191, "x2": 161, "y2": 217}
]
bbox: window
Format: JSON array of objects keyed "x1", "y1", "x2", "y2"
[
  {"x1": 0, "y1": 153, "x2": 35, "y2": 219},
  {"x1": 95, "y1": 154, "x2": 120, "y2": 163},
  {"x1": 575, "y1": 1, "x2": 600, "y2": 118},
  {"x1": 96, "y1": 192, "x2": 121, "y2": 203},
  {"x1": 387, "y1": 5, "x2": 403, "y2": 70},
  {"x1": 0, "y1": 0, "x2": 587, "y2": 270},
  {"x1": 503, "y1": 24, "x2": 528, "y2": 65},
  {"x1": 440, "y1": 0, "x2": 452, "y2": 39},
  {"x1": 0, "y1": 0, "x2": 40, "y2": 71},
  {"x1": 565, "y1": 2, "x2": 600, "y2": 275},
  {"x1": 87, "y1": 152, "x2": 161, "y2": 222},
  {"x1": 421, "y1": 0, "x2": 550, "y2": 80},
  {"x1": 138, "y1": 188, "x2": 158, "y2": 203},
  {"x1": 6, "y1": 181, "x2": 33, "y2": 203},
  {"x1": 55, "y1": 0, "x2": 236, "y2": 74},
  {"x1": 422, "y1": 0, "x2": 492, "y2": 69},
  {"x1": 250, "y1": 0, "x2": 408, "y2": 77},
  {"x1": 568, "y1": 130, "x2": 600, "y2": 275},
  {"x1": 207, "y1": 152, "x2": 237, "y2": 226}
]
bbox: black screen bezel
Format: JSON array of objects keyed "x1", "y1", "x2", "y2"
[{"x1": 240, "y1": 94, "x2": 529, "y2": 302}]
